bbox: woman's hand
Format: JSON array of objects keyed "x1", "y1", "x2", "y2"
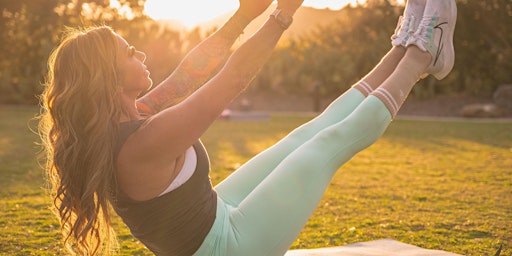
[
  {"x1": 277, "y1": 0, "x2": 304, "y2": 16},
  {"x1": 238, "y1": 0, "x2": 274, "y2": 20}
]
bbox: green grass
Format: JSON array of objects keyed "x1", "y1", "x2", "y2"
[{"x1": 0, "y1": 107, "x2": 510, "y2": 255}]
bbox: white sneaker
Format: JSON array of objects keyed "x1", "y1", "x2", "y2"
[
  {"x1": 407, "y1": 0, "x2": 457, "y2": 80},
  {"x1": 391, "y1": 0, "x2": 426, "y2": 47}
]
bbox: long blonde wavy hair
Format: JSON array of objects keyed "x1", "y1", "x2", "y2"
[{"x1": 39, "y1": 26, "x2": 126, "y2": 255}]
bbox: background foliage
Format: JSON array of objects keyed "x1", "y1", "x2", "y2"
[{"x1": 0, "y1": 0, "x2": 511, "y2": 104}]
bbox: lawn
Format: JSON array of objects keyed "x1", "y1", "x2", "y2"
[{"x1": 0, "y1": 107, "x2": 510, "y2": 255}]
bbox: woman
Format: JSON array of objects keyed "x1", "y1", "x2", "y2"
[{"x1": 39, "y1": 0, "x2": 456, "y2": 255}]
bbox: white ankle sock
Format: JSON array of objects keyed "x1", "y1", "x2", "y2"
[
  {"x1": 371, "y1": 87, "x2": 400, "y2": 117},
  {"x1": 352, "y1": 80, "x2": 373, "y2": 97}
]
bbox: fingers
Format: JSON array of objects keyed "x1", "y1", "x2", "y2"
[
  {"x1": 277, "y1": 0, "x2": 304, "y2": 16},
  {"x1": 238, "y1": 0, "x2": 274, "y2": 20}
]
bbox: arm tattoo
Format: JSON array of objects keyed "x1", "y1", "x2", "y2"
[{"x1": 137, "y1": 13, "x2": 251, "y2": 114}]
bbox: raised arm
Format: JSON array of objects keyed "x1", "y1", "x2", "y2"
[
  {"x1": 135, "y1": 1, "x2": 304, "y2": 160},
  {"x1": 136, "y1": 0, "x2": 274, "y2": 115}
]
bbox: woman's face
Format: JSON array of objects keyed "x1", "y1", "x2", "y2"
[{"x1": 115, "y1": 35, "x2": 152, "y2": 95}]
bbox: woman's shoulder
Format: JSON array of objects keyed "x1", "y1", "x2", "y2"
[{"x1": 116, "y1": 119, "x2": 146, "y2": 153}]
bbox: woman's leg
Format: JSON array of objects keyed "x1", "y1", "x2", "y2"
[
  {"x1": 224, "y1": 47, "x2": 431, "y2": 256},
  {"x1": 214, "y1": 47, "x2": 406, "y2": 206},
  {"x1": 211, "y1": 1, "x2": 456, "y2": 254},
  {"x1": 372, "y1": 46, "x2": 430, "y2": 118}
]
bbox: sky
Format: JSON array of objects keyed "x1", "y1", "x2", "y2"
[{"x1": 143, "y1": 0, "x2": 363, "y2": 27}]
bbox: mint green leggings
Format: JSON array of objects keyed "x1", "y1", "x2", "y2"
[{"x1": 194, "y1": 88, "x2": 392, "y2": 256}]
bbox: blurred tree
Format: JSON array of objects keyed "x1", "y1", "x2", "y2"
[
  {"x1": 449, "y1": 0, "x2": 512, "y2": 96},
  {"x1": 252, "y1": 0, "x2": 401, "y2": 98},
  {"x1": 0, "y1": 0, "x2": 61, "y2": 103},
  {"x1": 252, "y1": 0, "x2": 512, "y2": 100},
  {"x1": 0, "y1": 0, "x2": 511, "y2": 104},
  {"x1": 0, "y1": 0, "x2": 186, "y2": 104}
]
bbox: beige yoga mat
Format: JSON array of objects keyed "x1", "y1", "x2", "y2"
[{"x1": 285, "y1": 239, "x2": 463, "y2": 256}]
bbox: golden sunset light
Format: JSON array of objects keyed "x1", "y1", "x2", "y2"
[{"x1": 143, "y1": 0, "x2": 390, "y2": 27}]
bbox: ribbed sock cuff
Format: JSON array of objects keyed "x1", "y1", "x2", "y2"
[{"x1": 371, "y1": 87, "x2": 400, "y2": 118}]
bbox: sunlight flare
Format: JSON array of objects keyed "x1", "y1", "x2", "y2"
[{"x1": 142, "y1": 0, "x2": 399, "y2": 27}]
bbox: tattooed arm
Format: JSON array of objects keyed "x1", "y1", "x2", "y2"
[
  {"x1": 136, "y1": 0, "x2": 273, "y2": 115},
  {"x1": 125, "y1": 2, "x2": 304, "y2": 170}
]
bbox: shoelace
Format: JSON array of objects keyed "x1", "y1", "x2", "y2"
[
  {"x1": 394, "y1": 15, "x2": 419, "y2": 44},
  {"x1": 394, "y1": 15, "x2": 414, "y2": 38},
  {"x1": 413, "y1": 16, "x2": 437, "y2": 45},
  {"x1": 406, "y1": 16, "x2": 417, "y2": 37}
]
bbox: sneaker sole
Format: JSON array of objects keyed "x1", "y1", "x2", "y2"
[{"x1": 432, "y1": 0, "x2": 457, "y2": 80}]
